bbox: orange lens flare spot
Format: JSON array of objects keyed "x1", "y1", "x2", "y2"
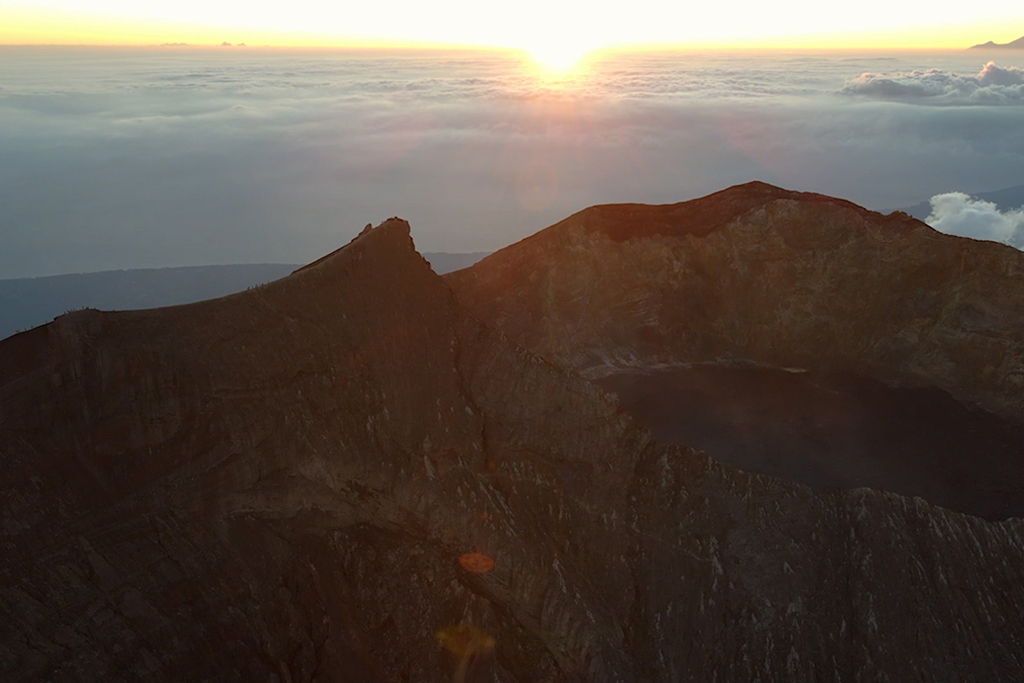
[
  {"x1": 435, "y1": 624, "x2": 496, "y2": 657},
  {"x1": 458, "y1": 552, "x2": 495, "y2": 573}
]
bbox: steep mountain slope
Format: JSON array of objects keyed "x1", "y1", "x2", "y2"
[
  {"x1": 445, "y1": 182, "x2": 1024, "y2": 518},
  {"x1": 3, "y1": 218, "x2": 1024, "y2": 681}
]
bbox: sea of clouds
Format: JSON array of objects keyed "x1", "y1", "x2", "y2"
[
  {"x1": 842, "y1": 61, "x2": 1024, "y2": 104},
  {"x1": 1, "y1": 47, "x2": 1023, "y2": 278}
]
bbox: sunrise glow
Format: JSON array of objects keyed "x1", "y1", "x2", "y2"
[
  {"x1": 525, "y1": 42, "x2": 592, "y2": 71},
  {"x1": 1, "y1": 0, "x2": 1023, "y2": 50}
]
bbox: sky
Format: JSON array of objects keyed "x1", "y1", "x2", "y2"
[
  {"x1": 1, "y1": 4, "x2": 1023, "y2": 279},
  {"x1": 3, "y1": 0, "x2": 1024, "y2": 52}
]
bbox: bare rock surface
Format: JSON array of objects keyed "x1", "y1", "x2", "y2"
[
  {"x1": 446, "y1": 182, "x2": 1024, "y2": 518},
  {"x1": 2, "y1": 215, "x2": 1024, "y2": 681}
]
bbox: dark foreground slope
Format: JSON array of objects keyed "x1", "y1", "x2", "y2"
[
  {"x1": 446, "y1": 182, "x2": 1024, "y2": 518},
  {"x1": 2, "y1": 219, "x2": 1024, "y2": 682}
]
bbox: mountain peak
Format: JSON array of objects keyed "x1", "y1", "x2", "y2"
[
  {"x1": 475, "y1": 181, "x2": 907, "y2": 250},
  {"x1": 571, "y1": 180, "x2": 807, "y2": 242},
  {"x1": 971, "y1": 35, "x2": 1024, "y2": 49},
  {"x1": 292, "y1": 216, "x2": 412, "y2": 276}
]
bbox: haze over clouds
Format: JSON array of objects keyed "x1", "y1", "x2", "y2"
[
  {"x1": 1, "y1": 47, "x2": 1024, "y2": 278},
  {"x1": 842, "y1": 60, "x2": 1024, "y2": 103},
  {"x1": 926, "y1": 192, "x2": 1024, "y2": 248}
]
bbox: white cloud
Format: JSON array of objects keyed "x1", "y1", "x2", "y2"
[
  {"x1": 841, "y1": 62, "x2": 1024, "y2": 104},
  {"x1": 926, "y1": 192, "x2": 1024, "y2": 248}
]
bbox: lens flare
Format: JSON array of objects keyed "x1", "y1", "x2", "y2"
[{"x1": 457, "y1": 552, "x2": 495, "y2": 573}]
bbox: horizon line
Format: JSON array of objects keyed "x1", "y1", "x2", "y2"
[{"x1": 0, "y1": 41, "x2": 1003, "y2": 52}]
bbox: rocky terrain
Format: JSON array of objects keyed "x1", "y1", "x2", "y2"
[
  {"x1": 446, "y1": 182, "x2": 1024, "y2": 519},
  {"x1": 2, "y1": 209, "x2": 1024, "y2": 681}
]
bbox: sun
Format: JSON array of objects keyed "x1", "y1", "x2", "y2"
[{"x1": 525, "y1": 42, "x2": 591, "y2": 72}]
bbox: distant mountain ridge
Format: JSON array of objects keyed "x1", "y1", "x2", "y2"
[
  {"x1": 0, "y1": 252, "x2": 488, "y2": 340},
  {"x1": 971, "y1": 35, "x2": 1024, "y2": 49}
]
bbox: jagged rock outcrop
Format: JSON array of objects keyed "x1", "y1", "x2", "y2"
[
  {"x1": 2, "y1": 216, "x2": 1024, "y2": 682},
  {"x1": 445, "y1": 182, "x2": 1024, "y2": 518}
]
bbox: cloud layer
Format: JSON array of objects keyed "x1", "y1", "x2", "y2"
[
  {"x1": 926, "y1": 192, "x2": 1024, "y2": 248},
  {"x1": 2, "y1": 47, "x2": 1024, "y2": 278},
  {"x1": 842, "y1": 61, "x2": 1024, "y2": 104}
]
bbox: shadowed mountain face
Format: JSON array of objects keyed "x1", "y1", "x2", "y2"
[
  {"x1": 446, "y1": 182, "x2": 1024, "y2": 519},
  {"x1": 4, "y1": 215, "x2": 1024, "y2": 681}
]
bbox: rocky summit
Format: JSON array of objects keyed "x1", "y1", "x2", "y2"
[
  {"x1": 2, "y1": 202, "x2": 1024, "y2": 682},
  {"x1": 446, "y1": 182, "x2": 1024, "y2": 519}
]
